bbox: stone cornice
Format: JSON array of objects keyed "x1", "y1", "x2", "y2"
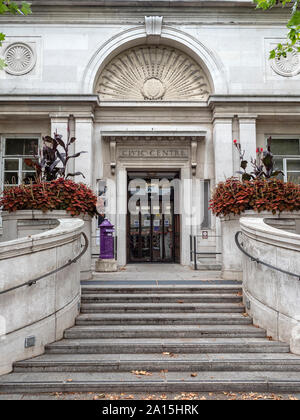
[
  {"x1": 209, "y1": 95, "x2": 300, "y2": 105},
  {"x1": 0, "y1": 1, "x2": 289, "y2": 26},
  {"x1": 0, "y1": 95, "x2": 100, "y2": 105},
  {"x1": 2, "y1": 94, "x2": 300, "y2": 108}
]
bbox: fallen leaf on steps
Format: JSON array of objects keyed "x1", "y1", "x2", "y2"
[{"x1": 131, "y1": 370, "x2": 152, "y2": 376}]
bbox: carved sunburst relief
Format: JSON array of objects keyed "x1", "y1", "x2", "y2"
[
  {"x1": 96, "y1": 45, "x2": 211, "y2": 101},
  {"x1": 271, "y1": 46, "x2": 300, "y2": 77},
  {"x1": 4, "y1": 43, "x2": 36, "y2": 76}
]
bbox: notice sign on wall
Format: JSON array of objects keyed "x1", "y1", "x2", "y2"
[{"x1": 202, "y1": 231, "x2": 208, "y2": 240}]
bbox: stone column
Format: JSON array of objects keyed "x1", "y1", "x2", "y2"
[
  {"x1": 116, "y1": 167, "x2": 127, "y2": 267},
  {"x1": 213, "y1": 117, "x2": 234, "y2": 270},
  {"x1": 50, "y1": 115, "x2": 69, "y2": 140},
  {"x1": 213, "y1": 118, "x2": 234, "y2": 183},
  {"x1": 181, "y1": 166, "x2": 192, "y2": 266},
  {"x1": 74, "y1": 116, "x2": 94, "y2": 187},
  {"x1": 239, "y1": 117, "x2": 257, "y2": 164},
  {"x1": 50, "y1": 115, "x2": 76, "y2": 175},
  {"x1": 74, "y1": 116, "x2": 94, "y2": 279}
]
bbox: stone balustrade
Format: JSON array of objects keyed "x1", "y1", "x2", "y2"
[
  {"x1": 240, "y1": 216, "x2": 300, "y2": 355},
  {"x1": 0, "y1": 218, "x2": 84, "y2": 375}
]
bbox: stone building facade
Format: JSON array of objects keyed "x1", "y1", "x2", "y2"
[{"x1": 1, "y1": 0, "x2": 300, "y2": 267}]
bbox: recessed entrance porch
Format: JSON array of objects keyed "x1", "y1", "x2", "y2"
[{"x1": 103, "y1": 134, "x2": 205, "y2": 268}]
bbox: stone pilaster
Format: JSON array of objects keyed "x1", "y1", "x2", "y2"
[
  {"x1": 239, "y1": 116, "x2": 257, "y2": 164},
  {"x1": 213, "y1": 117, "x2": 234, "y2": 183},
  {"x1": 74, "y1": 116, "x2": 94, "y2": 187}
]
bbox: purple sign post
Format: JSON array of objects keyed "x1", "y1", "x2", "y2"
[{"x1": 100, "y1": 219, "x2": 115, "y2": 260}]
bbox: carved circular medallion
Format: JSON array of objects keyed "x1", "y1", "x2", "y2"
[
  {"x1": 4, "y1": 43, "x2": 36, "y2": 76},
  {"x1": 271, "y1": 47, "x2": 300, "y2": 77},
  {"x1": 142, "y1": 78, "x2": 165, "y2": 100},
  {"x1": 96, "y1": 45, "x2": 211, "y2": 101}
]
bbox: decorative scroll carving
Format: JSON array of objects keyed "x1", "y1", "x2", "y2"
[
  {"x1": 110, "y1": 139, "x2": 116, "y2": 175},
  {"x1": 4, "y1": 43, "x2": 36, "y2": 76},
  {"x1": 96, "y1": 45, "x2": 211, "y2": 101},
  {"x1": 191, "y1": 138, "x2": 198, "y2": 176},
  {"x1": 271, "y1": 46, "x2": 300, "y2": 77},
  {"x1": 145, "y1": 16, "x2": 163, "y2": 43}
]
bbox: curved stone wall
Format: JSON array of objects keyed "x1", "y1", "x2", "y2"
[
  {"x1": 0, "y1": 218, "x2": 84, "y2": 375},
  {"x1": 240, "y1": 217, "x2": 300, "y2": 354}
]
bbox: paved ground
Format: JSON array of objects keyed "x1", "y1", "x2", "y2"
[
  {"x1": 89, "y1": 263, "x2": 226, "y2": 284},
  {"x1": 0, "y1": 392, "x2": 299, "y2": 400}
]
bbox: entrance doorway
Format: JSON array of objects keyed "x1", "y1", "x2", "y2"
[{"x1": 127, "y1": 171, "x2": 180, "y2": 263}]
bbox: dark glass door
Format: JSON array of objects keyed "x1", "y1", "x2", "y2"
[{"x1": 127, "y1": 173, "x2": 179, "y2": 263}]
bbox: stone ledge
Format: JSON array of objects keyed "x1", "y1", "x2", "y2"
[{"x1": 95, "y1": 259, "x2": 118, "y2": 273}]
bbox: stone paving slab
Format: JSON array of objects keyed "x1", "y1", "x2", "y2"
[
  {"x1": 83, "y1": 280, "x2": 240, "y2": 285},
  {"x1": 2, "y1": 371, "x2": 300, "y2": 383},
  {"x1": 82, "y1": 284, "x2": 243, "y2": 291},
  {"x1": 90, "y1": 264, "x2": 223, "y2": 282},
  {"x1": 81, "y1": 293, "x2": 242, "y2": 303},
  {"x1": 67, "y1": 324, "x2": 262, "y2": 332},
  {"x1": 47, "y1": 337, "x2": 282, "y2": 345},
  {"x1": 14, "y1": 352, "x2": 300, "y2": 364},
  {"x1": 76, "y1": 313, "x2": 252, "y2": 325},
  {"x1": 1, "y1": 371, "x2": 300, "y2": 394},
  {"x1": 80, "y1": 302, "x2": 246, "y2": 314}
]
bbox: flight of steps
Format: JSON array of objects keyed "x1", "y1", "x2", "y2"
[{"x1": 1, "y1": 283, "x2": 300, "y2": 394}]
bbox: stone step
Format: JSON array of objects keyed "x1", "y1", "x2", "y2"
[
  {"x1": 76, "y1": 313, "x2": 253, "y2": 326},
  {"x1": 81, "y1": 285, "x2": 242, "y2": 295},
  {"x1": 81, "y1": 293, "x2": 242, "y2": 304},
  {"x1": 64, "y1": 325, "x2": 266, "y2": 339},
  {"x1": 1, "y1": 371, "x2": 300, "y2": 393},
  {"x1": 13, "y1": 353, "x2": 300, "y2": 373},
  {"x1": 80, "y1": 303, "x2": 245, "y2": 313},
  {"x1": 45, "y1": 338, "x2": 290, "y2": 354}
]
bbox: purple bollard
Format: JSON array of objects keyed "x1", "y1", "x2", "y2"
[{"x1": 100, "y1": 219, "x2": 115, "y2": 260}]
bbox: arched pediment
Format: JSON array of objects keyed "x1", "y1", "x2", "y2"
[{"x1": 95, "y1": 45, "x2": 211, "y2": 101}]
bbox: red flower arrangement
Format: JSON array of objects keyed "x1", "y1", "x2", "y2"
[
  {"x1": 210, "y1": 178, "x2": 300, "y2": 217},
  {"x1": 0, "y1": 178, "x2": 98, "y2": 218}
]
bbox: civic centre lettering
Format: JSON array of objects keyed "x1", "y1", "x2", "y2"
[{"x1": 118, "y1": 148, "x2": 189, "y2": 159}]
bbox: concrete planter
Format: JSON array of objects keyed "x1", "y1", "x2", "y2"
[
  {"x1": 240, "y1": 217, "x2": 300, "y2": 354},
  {"x1": 0, "y1": 218, "x2": 84, "y2": 375},
  {"x1": 220, "y1": 211, "x2": 300, "y2": 281},
  {"x1": 2, "y1": 210, "x2": 92, "y2": 281}
]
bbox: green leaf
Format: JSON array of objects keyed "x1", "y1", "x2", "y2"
[
  {"x1": 0, "y1": 57, "x2": 7, "y2": 70},
  {"x1": 7, "y1": 2, "x2": 20, "y2": 15},
  {"x1": 269, "y1": 49, "x2": 276, "y2": 59},
  {"x1": 21, "y1": 2, "x2": 32, "y2": 16},
  {"x1": 288, "y1": 11, "x2": 300, "y2": 27},
  {"x1": 0, "y1": 3, "x2": 9, "y2": 14},
  {"x1": 0, "y1": 32, "x2": 5, "y2": 47}
]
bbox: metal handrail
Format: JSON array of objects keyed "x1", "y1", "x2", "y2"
[
  {"x1": 190, "y1": 235, "x2": 222, "y2": 270},
  {"x1": 0, "y1": 232, "x2": 89, "y2": 296},
  {"x1": 235, "y1": 231, "x2": 300, "y2": 281}
]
